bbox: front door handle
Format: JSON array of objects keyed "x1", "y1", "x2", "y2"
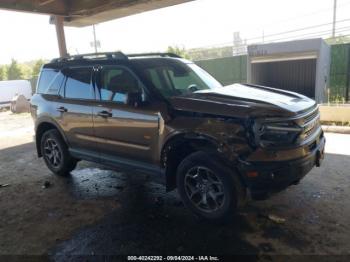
[
  {"x1": 98, "y1": 110, "x2": 112, "y2": 118},
  {"x1": 57, "y1": 106, "x2": 67, "y2": 112}
]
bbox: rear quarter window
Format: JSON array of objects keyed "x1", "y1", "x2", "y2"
[{"x1": 36, "y1": 69, "x2": 64, "y2": 95}]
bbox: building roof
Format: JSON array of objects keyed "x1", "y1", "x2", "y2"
[{"x1": 0, "y1": 0, "x2": 193, "y2": 27}]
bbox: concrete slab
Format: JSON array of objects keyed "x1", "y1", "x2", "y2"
[{"x1": 0, "y1": 112, "x2": 349, "y2": 258}]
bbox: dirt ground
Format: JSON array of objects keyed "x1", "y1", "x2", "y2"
[{"x1": 0, "y1": 111, "x2": 349, "y2": 261}]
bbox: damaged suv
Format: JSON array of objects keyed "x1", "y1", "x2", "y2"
[{"x1": 31, "y1": 52, "x2": 325, "y2": 221}]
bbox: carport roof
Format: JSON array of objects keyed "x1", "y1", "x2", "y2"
[{"x1": 0, "y1": 0, "x2": 193, "y2": 27}]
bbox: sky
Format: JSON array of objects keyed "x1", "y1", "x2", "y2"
[{"x1": 1, "y1": 0, "x2": 350, "y2": 64}]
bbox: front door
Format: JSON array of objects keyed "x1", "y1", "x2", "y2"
[{"x1": 93, "y1": 65, "x2": 160, "y2": 165}]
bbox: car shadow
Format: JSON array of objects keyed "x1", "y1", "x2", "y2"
[{"x1": 50, "y1": 162, "x2": 259, "y2": 260}]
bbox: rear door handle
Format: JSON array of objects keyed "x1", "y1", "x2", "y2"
[
  {"x1": 98, "y1": 110, "x2": 112, "y2": 118},
  {"x1": 57, "y1": 106, "x2": 67, "y2": 112}
]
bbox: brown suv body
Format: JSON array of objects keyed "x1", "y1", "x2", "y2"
[{"x1": 31, "y1": 52, "x2": 325, "y2": 220}]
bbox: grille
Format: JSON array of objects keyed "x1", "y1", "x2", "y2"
[
  {"x1": 301, "y1": 109, "x2": 320, "y2": 140},
  {"x1": 303, "y1": 108, "x2": 319, "y2": 125},
  {"x1": 304, "y1": 121, "x2": 319, "y2": 139}
]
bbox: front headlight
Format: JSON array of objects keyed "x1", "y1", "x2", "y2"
[{"x1": 255, "y1": 121, "x2": 302, "y2": 147}]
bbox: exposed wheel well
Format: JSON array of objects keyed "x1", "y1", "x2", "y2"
[
  {"x1": 35, "y1": 122, "x2": 59, "y2": 157},
  {"x1": 161, "y1": 134, "x2": 220, "y2": 192}
]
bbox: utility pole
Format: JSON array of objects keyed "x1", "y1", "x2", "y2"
[
  {"x1": 332, "y1": 0, "x2": 337, "y2": 38},
  {"x1": 54, "y1": 16, "x2": 68, "y2": 57},
  {"x1": 262, "y1": 30, "x2": 265, "y2": 43},
  {"x1": 92, "y1": 24, "x2": 98, "y2": 53}
]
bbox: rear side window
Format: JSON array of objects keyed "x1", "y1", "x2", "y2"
[
  {"x1": 37, "y1": 69, "x2": 64, "y2": 95},
  {"x1": 63, "y1": 68, "x2": 94, "y2": 100}
]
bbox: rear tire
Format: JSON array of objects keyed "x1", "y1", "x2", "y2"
[
  {"x1": 40, "y1": 129, "x2": 77, "y2": 176},
  {"x1": 176, "y1": 151, "x2": 245, "y2": 222}
]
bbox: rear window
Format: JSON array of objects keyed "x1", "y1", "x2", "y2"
[
  {"x1": 63, "y1": 67, "x2": 94, "y2": 100},
  {"x1": 36, "y1": 69, "x2": 64, "y2": 95}
]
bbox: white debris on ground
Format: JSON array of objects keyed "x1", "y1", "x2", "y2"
[{"x1": 0, "y1": 111, "x2": 34, "y2": 149}]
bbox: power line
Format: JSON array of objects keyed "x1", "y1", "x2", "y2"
[
  {"x1": 248, "y1": 26, "x2": 350, "y2": 45},
  {"x1": 189, "y1": 29, "x2": 350, "y2": 58},
  {"x1": 261, "y1": 0, "x2": 350, "y2": 27},
  {"x1": 226, "y1": 27, "x2": 350, "y2": 51},
  {"x1": 190, "y1": 18, "x2": 350, "y2": 50},
  {"x1": 248, "y1": 18, "x2": 350, "y2": 41},
  {"x1": 225, "y1": 33, "x2": 350, "y2": 57}
]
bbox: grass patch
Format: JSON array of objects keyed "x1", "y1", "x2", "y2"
[{"x1": 321, "y1": 121, "x2": 350, "y2": 127}]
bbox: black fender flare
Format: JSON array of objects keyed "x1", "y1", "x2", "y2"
[{"x1": 160, "y1": 131, "x2": 221, "y2": 167}]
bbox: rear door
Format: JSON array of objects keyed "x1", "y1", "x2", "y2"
[
  {"x1": 93, "y1": 65, "x2": 160, "y2": 165},
  {"x1": 56, "y1": 67, "x2": 98, "y2": 155}
]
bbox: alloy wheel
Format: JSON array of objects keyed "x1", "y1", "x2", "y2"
[
  {"x1": 43, "y1": 138, "x2": 62, "y2": 168},
  {"x1": 184, "y1": 166, "x2": 225, "y2": 213}
]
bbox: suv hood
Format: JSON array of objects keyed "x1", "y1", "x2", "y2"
[{"x1": 170, "y1": 84, "x2": 316, "y2": 118}]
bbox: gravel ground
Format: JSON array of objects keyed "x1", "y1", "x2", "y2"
[{"x1": 0, "y1": 111, "x2": 349, "y2": 261}]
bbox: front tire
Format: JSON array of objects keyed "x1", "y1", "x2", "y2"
[
  {"x1": 40, "y1": 129, "x2": 77, "y2": 176},
  {"x1": 176, "y1": 151, "x2": 244, "y2": 222}
]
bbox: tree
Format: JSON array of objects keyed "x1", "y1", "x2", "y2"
[
  {"x1": 0, "y1": 66, "x2": 7, "y2": 81},
  {"x1": 7, "y1": 59, "x2": 24, "y2": 80},
  {"x1": 32, "y1": 59, "x2": 46, "y2": 77},
  {"x1": 167, "y1": 45, "x2": 190, "y2": 59},
  {"x1": 187, "y1": 46, "x2": 233, "y2": 60},
  {"x1": 326, "y1": 35, "x2": 350, "y2": 45},
  {"x1": 21, "y1": 63, "x2": 32, "y2": 80}
]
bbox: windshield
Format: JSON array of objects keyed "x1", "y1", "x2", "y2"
[{"x1": 133, "y1": 59, "x2": 222, "y2": 98}]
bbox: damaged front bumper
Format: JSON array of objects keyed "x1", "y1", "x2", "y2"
[{"x1": 238, "y1": 135, "x2": 325, "y2": 200}]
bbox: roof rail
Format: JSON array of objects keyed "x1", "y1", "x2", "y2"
[
  {"x1": 50, "y1": 51, "x2": 128, "y2": 63},
  {"x1": 50, "y1": 52, "x2": 181, "y2": 63},
  {"x1": 127, "y1": 52, "x2": 182, "y2": 58}
]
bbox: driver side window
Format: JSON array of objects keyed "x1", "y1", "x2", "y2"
[
  {"x1": 166, "y1": 70, "x2": 196, "y2": 91},
  {"x1": 144, "y1": 66, "x2": 205, "y2": 98},
  {"x1": 100, "y1": 67, "x2": 142, "y2": 104}
]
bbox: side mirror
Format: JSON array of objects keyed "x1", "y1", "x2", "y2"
[
  {"x1": 126, "y1": 92, "x2": 143, "y2": 107},
  {"x1": 188, "y1": 84, "x2": 199, "y2": 92}
]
